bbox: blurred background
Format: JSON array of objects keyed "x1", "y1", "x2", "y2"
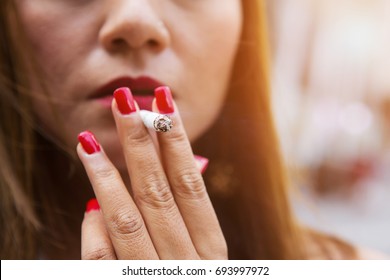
[{"x1": 267, "y1": 0, "x2": 390, "y2": 254}]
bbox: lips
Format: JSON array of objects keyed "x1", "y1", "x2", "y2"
[{"x1": 90, "y1": 76, "x2": 164, "y2": 110}]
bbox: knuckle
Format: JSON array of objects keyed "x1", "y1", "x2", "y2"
[
  {"x1": 134, "y1": 177, "x2": 175, "y2": 211},
  {"x1": 108, "y1": 210, "x2": 144, "y2": 238},
  {"x1": 166, "y1": 128, "x2": 188, "y2": 144},
  {"x1": 83, "y1": 247, "x2": 115, "y2": 260},
  {"x1": 94, "y1": 165, "x2": 120, "y2": 183},
  {"x1": 173, "y1": 170, "x2": 207, "y2": 200}
]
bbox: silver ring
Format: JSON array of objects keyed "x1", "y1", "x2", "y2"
[{"x1": 153, "y1": 115, "x2": 173, "y2": 132}]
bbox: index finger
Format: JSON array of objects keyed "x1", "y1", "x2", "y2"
[{"x1": 77, "y1": 133, "x2": 158, "y2": 259}]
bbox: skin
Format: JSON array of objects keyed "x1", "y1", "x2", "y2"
[
  {"x1": 79, "y1": 100, "x2": 227, "y2": 259},
  {"x1": 15, "y1": 0, "x2": 243, "y2": 259},
  {"x1": 16, "y1": 0, "x2": 242, "y2": 171}
]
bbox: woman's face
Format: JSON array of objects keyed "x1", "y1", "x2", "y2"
[{"x1": 16, "y1": 0, "x2": 242, "y2": 170}]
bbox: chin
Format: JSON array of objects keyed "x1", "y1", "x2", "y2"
[
  {"x1": 105, "y1": 145, "x2": 128, "y2": 171},
  {"x1": 96, "y1": 132, "x2": 127, "y2": 171}
]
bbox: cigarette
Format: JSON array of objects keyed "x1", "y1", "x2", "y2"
[{"x1": 139, "y1": 110, "x2": 173, "y2": 132}]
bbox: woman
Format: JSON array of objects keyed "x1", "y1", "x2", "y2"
[{"x1": 0, "y1": 0, "x2": 357, "y2": 259}]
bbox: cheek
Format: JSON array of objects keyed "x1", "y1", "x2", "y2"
[
  {"x1": 16, "y1": 2, "x2": 103, "y2": 141},
  {"x1": 18, "y1": 4, "x2": 68, "y2": 71},
  {"x1": 17, "y1": 2, "x2": 98, "y2": 88},
  {"x1": 174, "y1": 2, "x2": 242, "y2": 141}
]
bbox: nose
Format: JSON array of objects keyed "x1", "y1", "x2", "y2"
[{"x1": 99, "y1": 0, "x2": 170, "y2": 53}]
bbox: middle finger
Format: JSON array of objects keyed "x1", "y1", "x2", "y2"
[{"x1": 112, "y1": 87, "x2": 198, "y2": 259}]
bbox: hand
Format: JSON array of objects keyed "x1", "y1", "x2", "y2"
[{"x1": 77, "y1": 87, "x2": 227, "y2": 260}]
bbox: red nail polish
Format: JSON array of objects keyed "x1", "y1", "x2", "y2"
[
  {"x1": 78, "y1": 131, "x2": 101, "y2": 154},
  {"x1": 194, "y1": 155, "x2": 209, "y2": 174},
  {"x1": 114, "y1": 87, "x2": 137, "y2": 115},
  {"x1": 155, "y1": 86, "x2": 174, "y2": 114},
  {"x1": 86, "y1": 198, "x2": 100, "y2": 213}
]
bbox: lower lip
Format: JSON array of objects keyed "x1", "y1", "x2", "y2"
[
  {"x1": 96, "y1": 95, "x2": 153, "y2": 111},
  {"x1": 134, "y1": 96, "x2": 153, "y2": 111},
  {"x1": 96, "y1": 96, "x2": 114, "y2": 108}
]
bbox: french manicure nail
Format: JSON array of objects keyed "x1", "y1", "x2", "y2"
[
  {"x1": 114, "y1": 87, "x2": 137, "y2": 115},
  {"x1": 155, "y1": 86, "x2": 174, "y2": 114},
  {"x1": 78, "y1": 131, "x2": 101, "y2": 155},
  {"x1": 86, "y1": 198, "x2": 100, "y2": 213},
  {"x1": 194, "y1": 155, "x2": 209, "y2": 174}
]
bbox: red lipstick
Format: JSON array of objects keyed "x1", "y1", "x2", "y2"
[{"x1": 91, "y1": 76, "x2": 164, "y2": 110}]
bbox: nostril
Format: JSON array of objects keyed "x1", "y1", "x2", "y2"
[
  {"x1": 109, "y1": 38, "x2": 160, "y2": 51},
  {"x1": 112, "y1": 38, "x2": 125, "y2": 46},
  {"x1": 147, "y1": 39, "x2": 159, "y2": 49}
]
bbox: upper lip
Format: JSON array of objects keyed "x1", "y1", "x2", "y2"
[{"x1": 89, "y1": 76, "x2": 165, "y2": 99}]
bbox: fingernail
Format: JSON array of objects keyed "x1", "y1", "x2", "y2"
[
  {"x1": 194, "y1": 155, "x2": 209, "y2": 174},
  {"x1": 86, "y1": 198, "x2": 100, "y2": 213},
  {"x1": 114, "y1": 87, "x2": 137, "y2": 115},
  {"x1": 78, "y1": 131, "x2": 101, "y2": 155},
  {"x1": 155, "y1": 86, "x2": 174, "y2": 114}
]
